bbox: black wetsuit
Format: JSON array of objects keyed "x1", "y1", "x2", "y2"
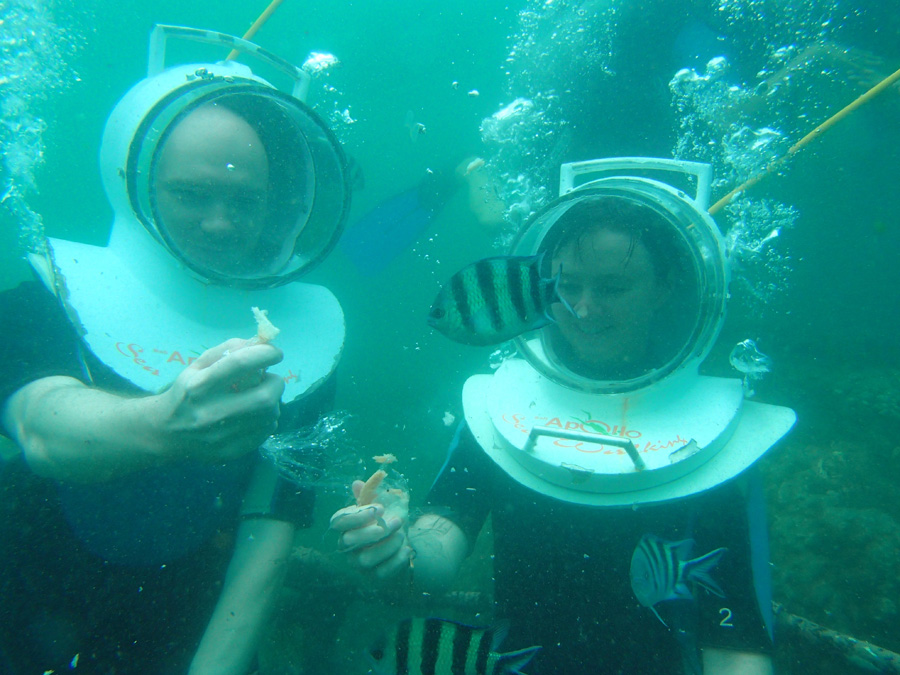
[{"x1": 425, "y1": 422, "x2": 775, "y2": 674}]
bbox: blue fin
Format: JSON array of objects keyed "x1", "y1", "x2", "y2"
[{"x1": 340, "y1": 169, "x2": 461, "y2": 276}]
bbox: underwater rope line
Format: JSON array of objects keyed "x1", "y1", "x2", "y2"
[
  {"x1": 225, "y1": 0, "x2": 287, "y2": 61},
  {"x1": 709, "y1": 64, "x2": 900, "y2": 215}
]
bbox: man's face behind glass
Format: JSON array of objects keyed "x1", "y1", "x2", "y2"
[{"x1": 155, "y1": 104, "x2": 270, "y2": 276}]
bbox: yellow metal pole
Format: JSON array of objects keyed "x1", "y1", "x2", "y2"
[
  {"x1": 225, "y1": 0, "x2": 286, "y2": 61},
  {"x1": 709, "y1": 65, "x2": 900, "y2": 215}
]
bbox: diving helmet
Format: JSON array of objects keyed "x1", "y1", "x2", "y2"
[
  {"x1": 511, "y1": 157, "x2": 726, "y2": 394},
  {"x1": 100, "y1": 25, "x2": 351, "y2": 288},
  {"x1": 463, "y1": 158, "x2": 795, "y2": 506},
  {"x1": 33, "y1": 25, "x2": 347, "y2": 399}
]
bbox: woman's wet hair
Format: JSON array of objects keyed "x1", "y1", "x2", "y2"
[
  {"x1": 539, "y1": 194, "x2": 701, "y2": 379},
  {"x1": 541, "y1": 196, "x2": 679, "y2": 282}
]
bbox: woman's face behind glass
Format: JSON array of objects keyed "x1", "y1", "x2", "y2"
[{"x1": 551, "y1": 227, "x2": 670, "y2": 378}]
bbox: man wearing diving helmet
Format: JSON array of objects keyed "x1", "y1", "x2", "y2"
[
  {"x1": 0, "y1": 27, "x2": 350, "y2": 675},
  {"x1": 332, "y1": 163, "x2": 793, "y2": 674}
]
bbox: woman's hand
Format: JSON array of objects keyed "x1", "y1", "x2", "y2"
[{"x1": 330, "y1": 480, "x2": 414, "y2": 579}]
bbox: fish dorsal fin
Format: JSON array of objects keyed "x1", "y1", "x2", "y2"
[{"x1": 490, "y1": 618, "x2": 511, "y2": 652}]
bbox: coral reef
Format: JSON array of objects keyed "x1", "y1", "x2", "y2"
[{"x1": 762, "y1": 358, "x2": 900, "y2": 661}]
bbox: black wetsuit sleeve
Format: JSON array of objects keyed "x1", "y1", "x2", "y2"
[
  {"x1": 422, "y1": 422, "x2": 494, "y2": 551},
  {"x1": 0, "y1": 281, "x2": 87, "y2": 429},
  {"x1": 694, "y1": 469, "x2": 774, "y2": 654}
]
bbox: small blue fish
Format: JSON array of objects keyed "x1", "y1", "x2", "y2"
[
  {"x1": 630, "y1": 534, "x2": 726, "y2": 626},
  {"x1": 366, "y1": 617, "x2": 540, "y2": 675},
  {"x1": 428, "y1": 254, "x2": 574, "y2": 346}
]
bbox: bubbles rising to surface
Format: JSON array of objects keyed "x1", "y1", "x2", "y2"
[
  {"x1": 723, "y1": 198, "x2": 798, "y2": 309},
  {"x1": 670, "y1": 55, "x2": 798, "y2": 316},
  {"x1": 729, "y1": 338, "x2": 773, "y2": 377},
  {"x1": 260, "y1": 411, "x2": 365, "y2": 493},
  {"x1": 478, "y1": 0, "x2": 619, "y2": 250},
  {"x1": 0, "y1": 0, "x2": 79, "y2": 256},
  {"x1": 670, "y1": 0, "x2": 867, "y2": 318},
  {"x1": 489, "y1": 341, "x2": 518, "y2": 370},
  {"x1": 729, "y1": 338, "x2": 773, "y2": 396}
]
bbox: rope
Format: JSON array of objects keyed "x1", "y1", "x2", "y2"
[{"x1": 773, "y1": 602, "x2": 900, "y2": 673}]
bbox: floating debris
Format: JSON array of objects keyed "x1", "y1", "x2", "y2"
[
  {"x1": 668, "y1": 440, "x2": 700, "y2": 464},
  {"x1": 404, "y1": 110, "x2": 427, "y2": 142}
]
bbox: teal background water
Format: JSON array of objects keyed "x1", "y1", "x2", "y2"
[{"x1": 3, "y1": 0, "x2": 900, "y2": 672}]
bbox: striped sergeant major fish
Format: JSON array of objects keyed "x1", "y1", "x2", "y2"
[
  {"x1": 630, "y1": 533, "x2": 727, "y2": 626},
  {"x1": 427, "y1": 254, "x2": 575, "y2": 346},
  {"x1": 365, "y1": 617, "x2": 541, "y2": 675}
]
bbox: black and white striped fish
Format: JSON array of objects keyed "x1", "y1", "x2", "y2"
[
  {"x1": 365, "y1": 617, "x2": 540, "y2": 675},
  {"x1": 630, "y1": 533, "x2": 727, "y2": 626},
  {"x1": 427, "y1": 254, "x2": 574, "y2": 346}
]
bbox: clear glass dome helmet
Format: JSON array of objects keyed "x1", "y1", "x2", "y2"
[
  {"x1": 99, "y1": 26, "x2": 351, "y2": 289},
  {"x1": 510, "y1": 168, "x2": 729, "y2": 394}
]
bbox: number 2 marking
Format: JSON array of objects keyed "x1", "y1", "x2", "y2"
[{"x1": 719, "y1": 608, "x2": 733, "y2": 627}]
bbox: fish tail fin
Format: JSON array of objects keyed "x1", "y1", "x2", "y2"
[
  {"x1": 498, "y1": 645, "x2": 542, "y2": 674},
  {"x1": 685, "y1": 546, "x2": 727, "y2": 597},
  {"x1": 545, "y1": 262, "x2": 577, "y2": 321}
]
